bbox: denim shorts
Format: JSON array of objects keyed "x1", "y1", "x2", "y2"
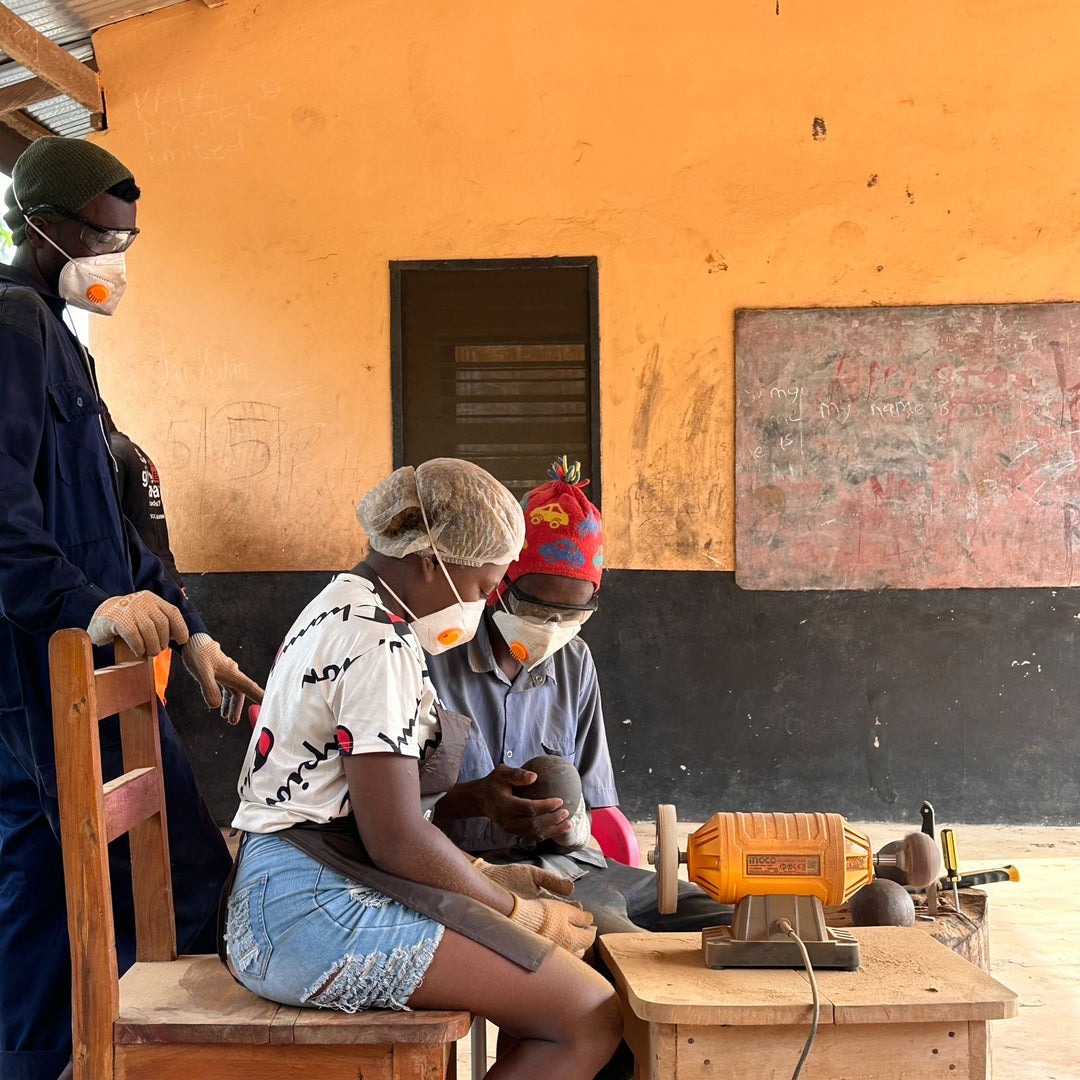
[{"x1": 225, "y1": 831, "x2": 444, "y2": 1011}]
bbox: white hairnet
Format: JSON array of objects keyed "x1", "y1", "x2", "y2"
[{"x1": 357, "y1": 458, "x2": 525, "y2": 567}]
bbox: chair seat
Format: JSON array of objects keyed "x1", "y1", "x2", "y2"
[{"x1": 116, "y1": 955, "x2": 472, "y2": 1047}]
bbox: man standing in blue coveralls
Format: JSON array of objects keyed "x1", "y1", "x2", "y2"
[{"x1": 0, "y1": 137, "x2": 264, "y2": 1080}]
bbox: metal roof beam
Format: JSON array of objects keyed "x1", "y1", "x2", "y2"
[{"x1": 0, "y1": 5, "x2": 101, "y2": 115}]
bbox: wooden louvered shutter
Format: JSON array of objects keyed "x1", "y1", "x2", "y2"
[{"x1": 392, "y1": 259, "x2": 600, "y2": 504}]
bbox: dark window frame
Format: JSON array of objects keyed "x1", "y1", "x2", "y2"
[{"x1": 389, "y1": 256, "x2": 601, "y2": 507}]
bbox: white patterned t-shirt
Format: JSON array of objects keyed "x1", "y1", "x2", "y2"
[{"x1": 231, "y1": 574, "x2": 440, "y2": 833}]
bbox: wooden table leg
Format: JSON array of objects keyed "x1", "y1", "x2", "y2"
[
  {"x1": 622, "y1": 1010, "x2": 676, "y2": 1080},
  {"x1": 968, "y1": 1020, "x2": 990, "y2": 1080}
]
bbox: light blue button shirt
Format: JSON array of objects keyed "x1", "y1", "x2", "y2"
[{"x1": 426, "y1": 613, "x2": 619, "y2": 863}]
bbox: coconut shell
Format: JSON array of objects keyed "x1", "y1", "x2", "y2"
[{"x1": 849, "y1": 879, "x2": 917, "y2": 927}]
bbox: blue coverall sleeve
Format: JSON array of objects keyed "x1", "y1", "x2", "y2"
[
  {"x1": 0, "y1": 321, "x2": 111, "y2": 635},
  {"x1": 0, "y1": 311, "x2": 207, "y2": 641},
  {"x1": 121, "y1": 514, "x2": 207, "y2": 637}
]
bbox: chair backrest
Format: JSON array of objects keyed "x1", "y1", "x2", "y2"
[
  {"x1": 590, "y1": 805, "x2": 641, "y2": 867},
  {"x1": 49, "y1": 628, "x2": 176, "y2": 1077}
]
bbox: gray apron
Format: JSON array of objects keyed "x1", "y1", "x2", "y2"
[{"x1": 220, "y1": 703, "x2": 551, "y2": 973}]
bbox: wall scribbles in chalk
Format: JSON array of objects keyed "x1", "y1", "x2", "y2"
[
  {"x1": 735, "y1": 303, "x2": 1080, "y2": 589},
  {"x1": 624, "y1": 339, "x2": 728, "y2": 566},
  {"x1": 162, "y1": 400, "x2": 329, "y2": 522},
  {"x1": 133, "y1": 81, "x2": 282, "y2": 164}
]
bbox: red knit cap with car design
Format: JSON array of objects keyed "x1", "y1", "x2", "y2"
[{"x1": 505, "y1": 458, "x2": 603, "y2": 590}]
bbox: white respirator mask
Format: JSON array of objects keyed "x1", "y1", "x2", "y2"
[
  {"x1": 492, "y1": 602, "x2": 582, "y2": 671},
  {"x1": 376, "y1": 565, "x2": 485, "y2": 655},
  {"x1": 374, "y1": 479, "x2": 486, "y2": 655},
  {"x1": 57, "y1": 249, "x2": 127, "y2": 315},
  {"x1": 408, "y1": 593, "x2": 487, "y2": 654},
  {"x1": 15, "y1": 190, "x2": 129, "y2": 315},
  {"x1": 36, "y1": 226, "x2": 127, "y2": 315}
]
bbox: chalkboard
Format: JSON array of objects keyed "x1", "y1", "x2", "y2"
[{"x1": 735, "y1": 303, "x2": 1080, "y2": 589}]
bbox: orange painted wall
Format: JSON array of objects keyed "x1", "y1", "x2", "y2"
[{"x1": 89, "y1": 0, "x2": 1080, "y2": 573}]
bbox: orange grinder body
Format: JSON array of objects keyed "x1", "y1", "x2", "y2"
[{"x1": 686, "y1": 811, "x2": 874, "y2": 907}]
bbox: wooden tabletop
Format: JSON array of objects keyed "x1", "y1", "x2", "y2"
[{"x1": 599, "y1": 928, "x2": 1018, "y2": 1027}]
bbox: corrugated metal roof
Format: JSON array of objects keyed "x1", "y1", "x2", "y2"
[
  {"x1": 2, "y1": 1, "x2": 186, "y2": 54},
  {"x1": 0, "y1": 1, "x2": 188, "y2": 139}
]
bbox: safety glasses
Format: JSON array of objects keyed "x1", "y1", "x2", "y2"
[
  {"x1": 28, "y1": 205, "x2": 140, "y2": 255},
  {"x1": 503, "y1": 576, "x2": 598, "y2": 625}
]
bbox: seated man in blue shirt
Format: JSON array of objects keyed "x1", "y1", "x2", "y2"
[{"x1": 428, "y1": 459, "x2": 730, "y2": 935}]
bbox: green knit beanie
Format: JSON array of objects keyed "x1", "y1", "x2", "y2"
[{"x1": 4, "y1": 137, "x2": 135, "y2": 245}]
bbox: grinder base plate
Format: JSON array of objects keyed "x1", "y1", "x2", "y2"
[{"x1": 702, "y1": 924, "x2": 861, "y2": 970}]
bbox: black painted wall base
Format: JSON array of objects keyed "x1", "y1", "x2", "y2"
[{"x1": 171, "y1": 570, "x2": 1080, "y2": 827}]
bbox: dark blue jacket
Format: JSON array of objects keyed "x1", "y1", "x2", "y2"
[{"x1": 0, "y1": 265, "x2": 206, "y2": 784}]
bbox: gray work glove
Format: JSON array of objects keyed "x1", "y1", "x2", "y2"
[
  {"x1": 181, "y1": 633, "x2": 265, "y2": 725},
  {"x1": 88, "y1": 591, "x2": 188, "y2": 657}
]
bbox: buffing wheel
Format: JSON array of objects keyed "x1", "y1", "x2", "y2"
[
  {"x1": 874, "y1": 831, "x2": 942, "y2": 888},
  {"x1": 897, "y1": 831, "x2": 941, "y2": 889},
  {"x1": 654, "y1": 803, "x2": 679, "y2": 915},
  {"x1": 850, "y1": 879, "x2": 916, "y2": 927}
]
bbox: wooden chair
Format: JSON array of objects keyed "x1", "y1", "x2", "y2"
[{"x1": 49, "y1": 628, "x2": 470, "y2": 1080}]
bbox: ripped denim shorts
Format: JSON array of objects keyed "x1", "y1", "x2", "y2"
[{"x1": 225, "y1": 831, "x2": 444, "y2": 1011}]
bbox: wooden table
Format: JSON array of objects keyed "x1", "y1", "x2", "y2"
[
  {"x1": 829, "y1": 889, "x2": 991, "y2": 972},
  {"x1": 599, "y1": 928, "x2": 1017, "y2": 1080}
]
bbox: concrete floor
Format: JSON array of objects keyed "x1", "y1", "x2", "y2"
[{"x1": 458, "y1": 821, "x2": 1080, "y2": 1079}]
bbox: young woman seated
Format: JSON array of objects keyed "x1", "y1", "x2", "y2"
[{"x1": 224, "y1": 458, "x2": 621, "y2": 1079}]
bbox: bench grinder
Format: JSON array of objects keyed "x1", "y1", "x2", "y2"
[{"x1": 649, "y1": 805, "x2": 941, "y2": 970}]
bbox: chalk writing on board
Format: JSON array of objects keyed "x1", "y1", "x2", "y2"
[{"x1": 735, "y1": 303, "x2": 1080, "y2": 589}]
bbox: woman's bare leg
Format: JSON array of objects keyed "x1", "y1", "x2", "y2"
[{"x1": 408, "y1": 930, "x2": 621, "y2": 1079}]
